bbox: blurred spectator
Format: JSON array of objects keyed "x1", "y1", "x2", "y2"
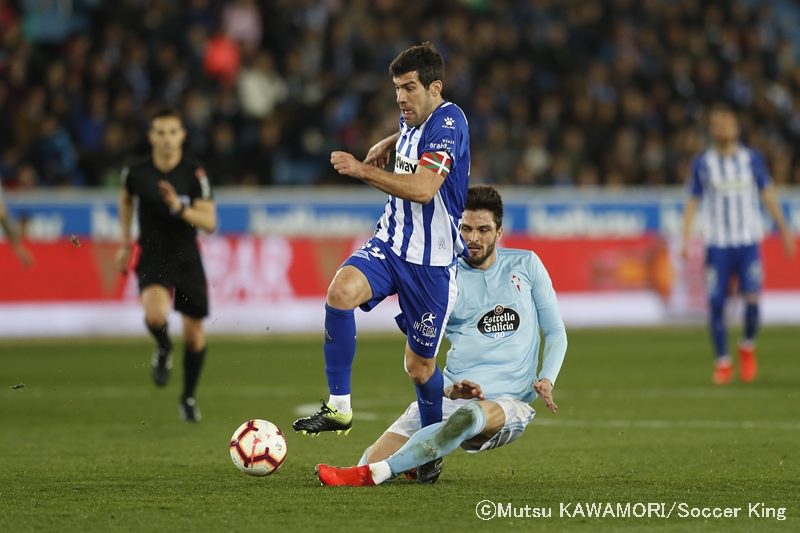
[
  {"x1": 2, "y1": 0, "x2": 800, "y2": 188},
  {"x1": 237, "y1": 51, "x2": 288, "y2": 119},
  {"x1": 203, "y1": 29, "x2": 240, "y2": 87}
]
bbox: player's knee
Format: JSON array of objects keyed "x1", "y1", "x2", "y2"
[
  {"x1": 326, "y1": 279, "x2": 361, "y2": 309},
  {"x1": 185, "y1": 335, "x2": 205, "y2": 352},
  {"x1": 439, "y1": 403, "x2": 483, "y2": 442},
  {"x1": 183, "y1": 326, "x2": 205, "y2": 351},
  {"x1": 709, "y1": 298, "x2": 725, "y2": 318},
  {"x1": 405, "y1": 359, "x2": 434, "y2": 385},
  {"x1": 144, "y1": 313, "x2": 168, "y2": 329}
]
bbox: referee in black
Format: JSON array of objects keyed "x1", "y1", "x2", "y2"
[{"x1": 116, "y1": 108, "x2": 217, "y2": 422}]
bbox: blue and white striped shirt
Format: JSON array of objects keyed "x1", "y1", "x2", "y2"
[
  {"x1": 690, "y1": 146, "x2": 769, "y2": 248},
  {"x1": 374, "y1": 101, "x2": 470, "y2": 266}
]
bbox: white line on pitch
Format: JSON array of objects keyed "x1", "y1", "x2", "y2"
[
  {"x1": 534, "y1": 418, "x2": 800, "y2": 431},
  {"x1": 294, "y1": 403, "x2": 380, "y2": 421}
]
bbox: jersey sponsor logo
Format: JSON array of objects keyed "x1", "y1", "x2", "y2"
[
  {"x1": 414, "y1": 311, "x2": 438, "y2": 339},
  {"x1": 428, "y1": 138, "x2": 454, "y2": 151},
  {"x1": 394, "y1": 153, "x2": 418, "y2": 174},
  {"x1": 411, "y1": 334, "x2": 435, "y2": 348},
  {"x1": 420, "y1": 151, "x2": 452, "y2": 177},
  {"x1": 478, "y1": 305, "x2": 520, "y2": 339}
]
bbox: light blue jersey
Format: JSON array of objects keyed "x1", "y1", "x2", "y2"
[{"x1": 443, "y1": 248, "x2": 567, "y2": 403}]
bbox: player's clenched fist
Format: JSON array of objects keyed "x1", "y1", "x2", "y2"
[{"x1": 331, "y1": 151, "x2": 364, "y2": 179}]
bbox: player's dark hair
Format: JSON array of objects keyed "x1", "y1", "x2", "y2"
[
  {"x1": 389, "y1": 42, "x2": 444, "y2": 88},
  {"x1": 466, "y1": 185, "x2": 503, "y2": 229},
  {"x1": 150, "y1": 107, "x2": 184, "y2": 126}
]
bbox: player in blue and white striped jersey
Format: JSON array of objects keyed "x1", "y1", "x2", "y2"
[
  {"x1": 680, "y1": 104, "x2": 795, "y2": 385},
  {"x1": 294, "y1": 43, "x2": 470, "y2": 441}
]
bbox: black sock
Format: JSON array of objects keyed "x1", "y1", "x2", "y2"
[
  {"x1": 182, "y1": 346, "x2": 206, "y2": 400},
  {"x1": 147, "y1": 321, "x2": 172, "y2": 353}
]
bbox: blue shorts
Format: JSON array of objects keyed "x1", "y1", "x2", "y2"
[
  {"x1": 342, "y1": 238, "x2": 457, "y2": 358},
  {"x1": 706, "y1": 244, "x2": 762, "y2": 301}
]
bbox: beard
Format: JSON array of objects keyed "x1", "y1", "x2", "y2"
[{"x1": 465, "y1": 241, "x2": 496, "y2": 268}]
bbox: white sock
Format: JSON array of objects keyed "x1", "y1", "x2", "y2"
[
  {"x1": 368, "y1": 461, "x2": 392, "y2": 485},
  {"x1": 716, "y1": 355, "x2": 732, "y2": 366},
  {"x1": 328, "y1": 394, "x2": 351, "y2": 414}
]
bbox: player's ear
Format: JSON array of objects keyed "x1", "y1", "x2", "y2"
[{"x1": 429, "y1": 80, "x2": 443, "y2": 97}]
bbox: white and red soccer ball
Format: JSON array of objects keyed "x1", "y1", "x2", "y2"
[{"x1": 229, "y1": 419, "x2": 287, "y2": 476}]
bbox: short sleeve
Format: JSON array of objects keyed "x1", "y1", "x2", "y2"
[
  {"x1": 121, "y1": 166, "x2": 134, "y2": 194},
  {"x1": 750, "y1": 149, "x2": 771, "y2": 190},
  {"x1": 190, "y1": 166, "x2": 213, "y2": 202},
  {"x1": 421, "y1": 109, "x2": 465, "y2": 162},
  {"x1": 689, "y1": 156, "x2": 704, "y2": 198}
]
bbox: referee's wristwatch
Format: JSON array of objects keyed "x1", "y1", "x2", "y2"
[{"x1": 172, "y1": 201, "x2": 187, "y2": 218}]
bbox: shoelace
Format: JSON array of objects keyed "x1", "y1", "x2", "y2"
[{"x1": 315, "y1": 400, "x2": 335, "y2": 416}]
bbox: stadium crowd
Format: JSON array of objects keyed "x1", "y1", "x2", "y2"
[{"x1": 1, "y1": 0, "x2": 800, "y2": 189}]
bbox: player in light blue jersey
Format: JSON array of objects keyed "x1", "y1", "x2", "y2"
[
  {"x1": 316, "y1": 185, "x2": 567, "y2": 486},
  {"x1": 680, "y1": 104, "x2": 795, "y2": 385},
  {"x1": 294, "y1": 43, "x2": 470, "y2": 441}
]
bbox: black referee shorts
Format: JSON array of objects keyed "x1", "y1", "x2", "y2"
[{"x1": 135, "y1": 247, "x2": 209, "y2": 319}]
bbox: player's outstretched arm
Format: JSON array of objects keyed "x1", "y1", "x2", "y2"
[
  {"x1": 331, "y1": 150, "x2": 444, "y2": 204},
  {"x1": 761, "y1": 186, "x2": 796, "y2": 257},
  {"x1": 363, "y1": 133, "x2": 399, "y2": 168}
]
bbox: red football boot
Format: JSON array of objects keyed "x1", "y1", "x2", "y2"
[
  {"x1": 712, "y1": 359, "x2": 733, "y2": 385},
  {"x1": 316, "y1": 464, "x2": 376, "y2": 487},
  {"x1": 738, "y1": 343, "x2": 757, "y2": 383}
]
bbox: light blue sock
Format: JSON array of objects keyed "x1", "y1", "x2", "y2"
[{"x1": 386, "y1": 402, "x2": 486, "y2": 476}]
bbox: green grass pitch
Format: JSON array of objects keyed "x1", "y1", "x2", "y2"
[{"x1": 1, "y1": 327, "x2": 798, "y2": 532}]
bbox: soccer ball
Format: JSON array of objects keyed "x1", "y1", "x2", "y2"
[{"x1": 229, "y1": 419, "x2": 287, "y2": 476}]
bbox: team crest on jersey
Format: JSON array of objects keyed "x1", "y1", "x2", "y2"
[
  {"x1": 443, "y1": 116, "x2": 455, "y2": 129},
  {"x1": 511, "y1": 275, "x2": 522, "y2": 292},
  {"x1": 414, "y1": 312, "x2": 438, "y2": 338},
  {"x1": 478, "y1": 305, "x2": 520, "y2": 339}
]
